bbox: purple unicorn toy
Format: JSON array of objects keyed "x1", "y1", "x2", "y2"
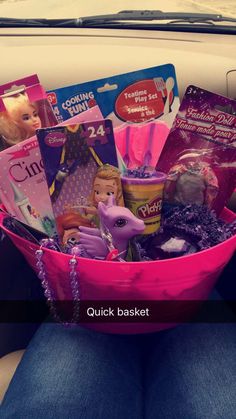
[{"x1": 78, "y1": 196, "x2": 145, "y2": 260}]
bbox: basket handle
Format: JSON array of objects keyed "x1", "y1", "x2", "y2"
[{"x1": 35, "y1": 247, "x2": 80, "y2": 325}]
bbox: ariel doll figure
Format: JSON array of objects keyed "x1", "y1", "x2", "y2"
[
  {"x1": 82, "y1": 164, "x2": 124, "y2": 226},
  {"x1": 0, "y1": 93, "x2": 42, "y2": 149}
]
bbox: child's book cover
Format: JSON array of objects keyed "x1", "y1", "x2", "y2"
[
  {"x1": 0, "y1": 106, "x2": 103, "y2": 235},
  {"x1": 37, "y1": 119, "x2": 124, "y2": 244},
  {"x1": 0, "y1": 135, "x2": 56, "y2": 235}
]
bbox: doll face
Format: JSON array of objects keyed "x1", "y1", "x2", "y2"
[
  {"x1": 16, "y1": 104, "x2": 42, "y2": 137},
  {"x1": 93, "y1": 177, "x2": 118, "y2": 205}
]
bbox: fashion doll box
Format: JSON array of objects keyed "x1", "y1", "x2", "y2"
[
  {"x1": 156, "y1": 85, "x2": 236, "y2": 215},
  {"x1": 0, "y1": 74, "x2": 57, "y2": 150}
]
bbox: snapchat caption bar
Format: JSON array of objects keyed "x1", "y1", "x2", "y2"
[{"x1": 87, "y1": 307, "x2": 150, "y2": 318}]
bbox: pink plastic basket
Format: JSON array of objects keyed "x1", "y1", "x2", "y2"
[{"x1": 1, "y1": 208, "x2": 236, "y2": 334}]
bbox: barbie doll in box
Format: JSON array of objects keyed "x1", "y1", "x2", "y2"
[{"x1": 0, "y1": 93, "x2": 42, "y2": 149}]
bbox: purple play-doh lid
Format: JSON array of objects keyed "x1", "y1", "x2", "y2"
[{"x1": 121, "y1": 170, "x2": 166, "y2": 185}]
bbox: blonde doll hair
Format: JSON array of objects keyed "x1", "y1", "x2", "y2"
[
  {"x1": 91, "y1": 164, "x2": 124, "y2": 207},
  {"x1": 0, "y1": 93, "x2": 39, "y2": 147}
]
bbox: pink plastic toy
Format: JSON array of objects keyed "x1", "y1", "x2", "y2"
[{"x1": 114, "y1": 121, "x2": 170, "y2": 169}]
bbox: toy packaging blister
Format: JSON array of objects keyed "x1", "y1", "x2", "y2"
[
  {"x1": 0, "y1": 105, "x2": 103, "y2": 234},
  {"x1": 0, "y1": 74, "x2": 57, "y2": 150},
  {"x1": 36, "y1": 119, "x2": 124, "y2": 244},
  {"x1": 47, "y1": 65, "x2": 180, "y2": 171},
  {"x1": 47, "y1": 64, "x2": 179, "y2": 129},
  {"x1": 114, "y1": 121, "x2": 170, "y2": 169},
  {"x1": 156, "y1": 85, "x2": 236, "y2": 215}
]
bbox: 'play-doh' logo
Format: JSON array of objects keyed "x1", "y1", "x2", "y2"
[
  {"x1": 45, "y1": 132, "x2": 67, "y2": 147},
  {"x1": 137, "y1": 197, "x2": 162, "y2": 220}
]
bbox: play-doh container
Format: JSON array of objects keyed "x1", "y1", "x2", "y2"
[{"x1": 121, "y1": 171, "x2": 166, "y2": 234}]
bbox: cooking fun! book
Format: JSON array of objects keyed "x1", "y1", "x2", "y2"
[{"x1": 37, "y1": 120, "x2": 124, "y2": 244}]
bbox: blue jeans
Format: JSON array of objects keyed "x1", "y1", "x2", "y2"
[{"x1": 0, "y1": 321, "x2": 236, "y2": 419}]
